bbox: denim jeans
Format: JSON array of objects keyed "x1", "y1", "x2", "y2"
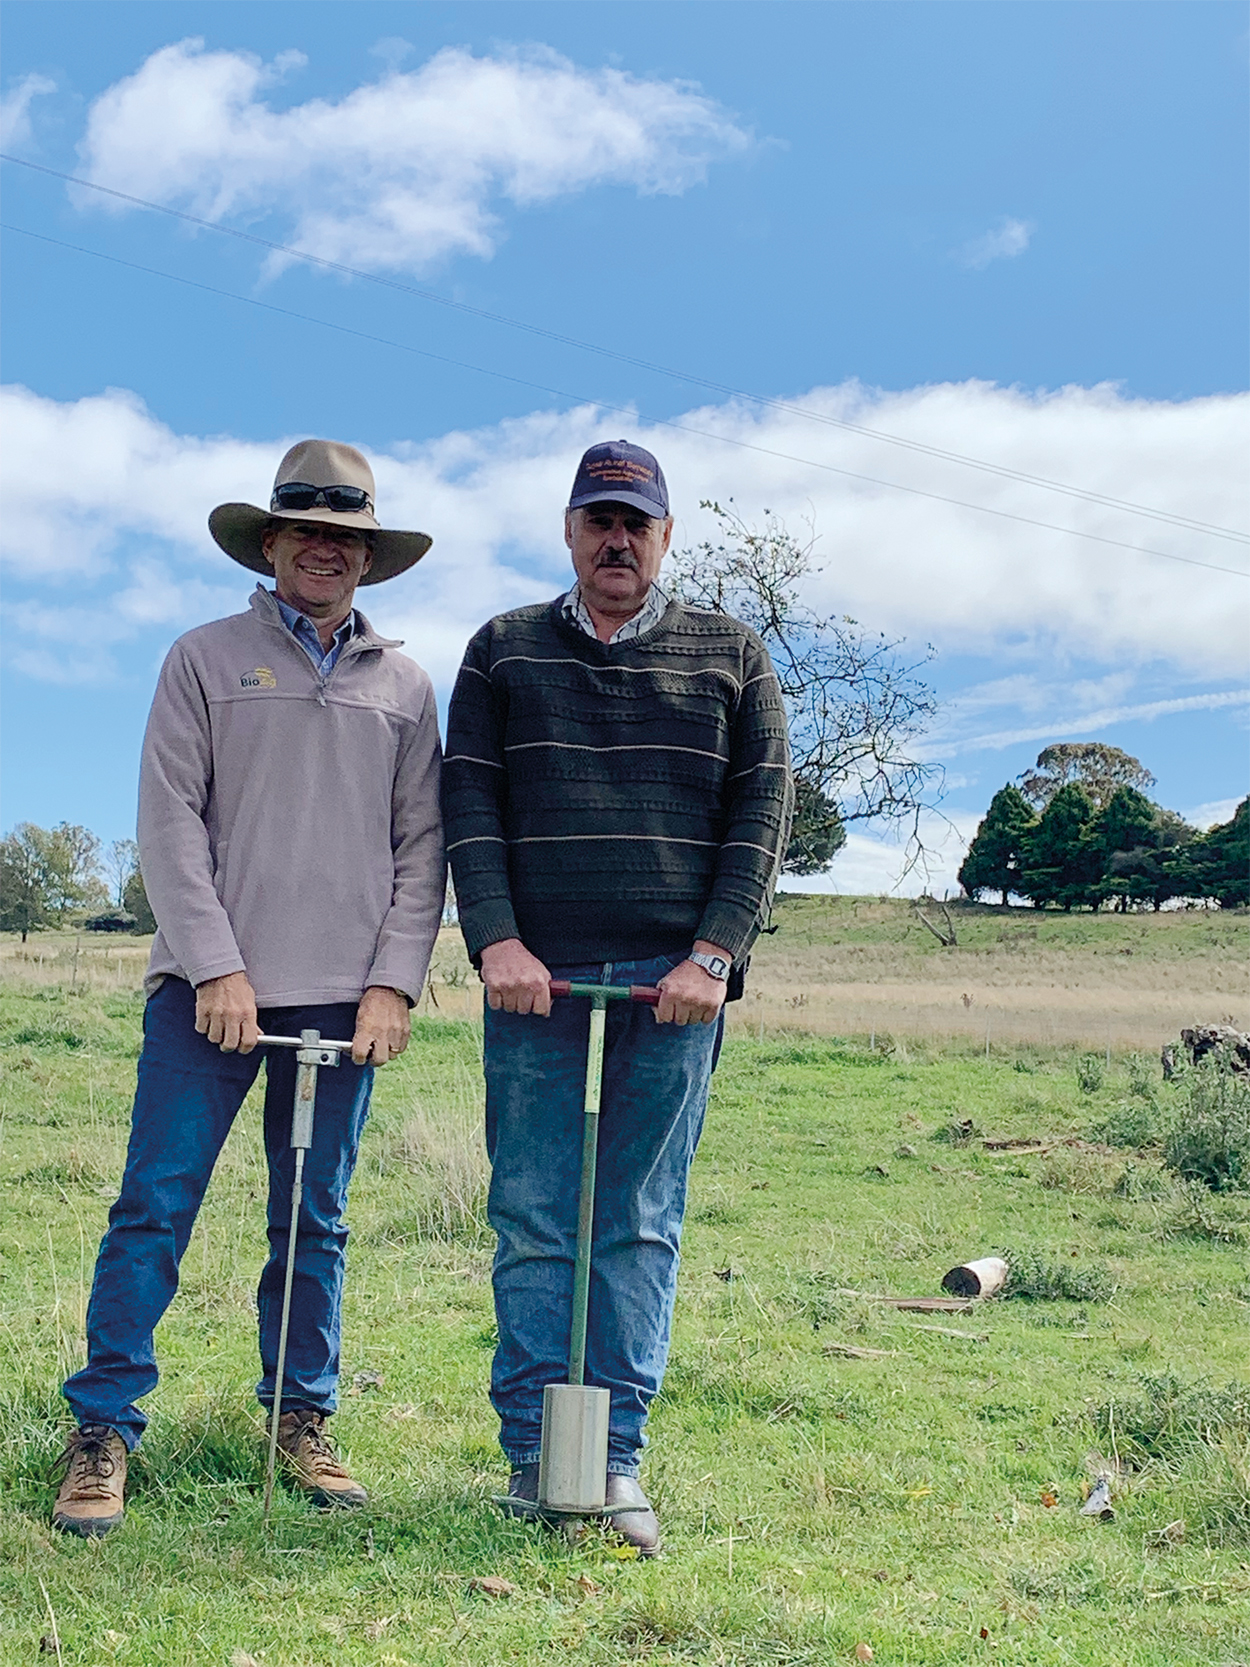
[
  {"x1": 484, "y1": 954, "x2": 723, "y2": 1476},
  {"x1": 62, "y1": 976, "x2": 372, "y2": 1450}
]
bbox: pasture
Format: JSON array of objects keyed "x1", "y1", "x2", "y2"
[{"x1": 0, "y1": 903, "x2": 1247, "y2": 1665}]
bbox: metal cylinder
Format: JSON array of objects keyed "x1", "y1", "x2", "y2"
[{"x1": 538, "y1": 1383, "x2": 610, "y2": 1513}]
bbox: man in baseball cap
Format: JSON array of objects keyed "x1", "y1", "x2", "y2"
[
  {"x1": 442, "y1": 439, "x2": 793, "y2": 1554},
  {"x1": 51, "y1": 441, "x2": 445, "y2": 1536}
]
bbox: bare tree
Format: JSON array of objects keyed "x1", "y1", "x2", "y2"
[
  {"x1": 104, "y1": 837, "x2": 140, "y2": 907},
  {"x1": 669, "y1": 502, "x2": 938, "y2": 867}
]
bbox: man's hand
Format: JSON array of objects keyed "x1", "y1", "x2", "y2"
[
  {"x1": 195, "y1": 971, "x2": 260, "y2": 1053},
  {"x1": 352, "y1": 986, "x2": 411, "y2": 1065},
  {"x1": 654, "y1": 943, "x2": 732, "y2": 1026},
  {"x1": 480, "y1": 937, "x2": 553, "y2": 1016}
]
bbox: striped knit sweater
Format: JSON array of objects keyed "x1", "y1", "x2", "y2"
[{"x1": 442, "y1": 596, "x2": 793, "y2": 973}]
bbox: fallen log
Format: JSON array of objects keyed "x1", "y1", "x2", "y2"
[
  {"x1": 877, "y1": 1296, "x2": 976, "y2": 1314},
  {"x1": 821, "y1": 1342, "x2": 898, "y2": 1359},
  {"x1": 834, "y1": 1289, "x2": 977, "y2": 1313}
]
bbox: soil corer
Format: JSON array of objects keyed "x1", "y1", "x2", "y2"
[
  {"x1": 535, "y1": 980, "x2": 659, "y2": 1520},
  {"x1": 255, "y1": 1028, "x2": 355, "y2": 1522}
]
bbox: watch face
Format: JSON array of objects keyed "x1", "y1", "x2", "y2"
[{"x1": 692, "y1": 952, "x2": 730, "y2": 980}]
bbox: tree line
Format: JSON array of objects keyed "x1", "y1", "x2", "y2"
[
  {"x1": 958, "y1": 744, "x2": 1248, "y2": 911},
  {"x1": 0, "y1": 824, "x2": 155, "y2": 939}
]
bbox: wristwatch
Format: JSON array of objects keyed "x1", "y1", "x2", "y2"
[{"x1": 689, "y1": 950, "x2": 731, "y2": 981}]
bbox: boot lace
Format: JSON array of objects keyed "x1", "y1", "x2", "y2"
[
  {"x1": 50, "y1": 1425, "x2": 120, "y2": 1489},
  {"x1": 284, "y1": 1413, "x2": 350, "y2": 1477}
]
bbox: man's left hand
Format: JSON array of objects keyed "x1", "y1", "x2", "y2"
[
  {"x1": 352, "y1": 986, "x2": 411, "y2": 1064},
  {"x1": 655, "y1": 948, "x2": 731, "y2": 1026}
]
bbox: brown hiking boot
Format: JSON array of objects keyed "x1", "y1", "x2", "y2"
[
  {"x1": 273, "y1": 1408, "x2": 368, "y2": 1508},
  {"x1": 50, "y1": 1424, "x2": 128, "y2": 1538}
]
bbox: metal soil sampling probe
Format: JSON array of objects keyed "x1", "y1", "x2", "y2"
[
  {"x1": 256, "y1": 1028, "x2": 356, "y2": 1522},
  {"x1": 530, "y1": 979, "x2": 660, "y2": 1528}
]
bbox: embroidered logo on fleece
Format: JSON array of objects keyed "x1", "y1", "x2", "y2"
[{"x1": 240, "y1": 666, "x2": 277, "y2": 689}]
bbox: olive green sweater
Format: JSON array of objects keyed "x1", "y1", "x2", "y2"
[{"x1": 442, "y1": 597, "x2": 792, "y2": 972}]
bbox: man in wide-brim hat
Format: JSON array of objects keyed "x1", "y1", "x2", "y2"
[{"x1": 51, "y1": 440, "x2": 445, "y2": 1537}]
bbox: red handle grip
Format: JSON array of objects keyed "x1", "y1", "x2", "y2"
[{"x1": 548, "y1": 980, "x2": 661, "y2": 1006}]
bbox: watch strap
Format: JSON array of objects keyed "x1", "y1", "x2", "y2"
[{"x1": 689, "y1": 950, "x2": 731, "y2": 981}]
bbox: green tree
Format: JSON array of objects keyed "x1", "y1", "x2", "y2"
[
  {"x1": 1019, "y1": 743, "x2": 1155, "y2": 812},
  {"x1": 0, "y1": 829, "x2": 49, "y2": 940},
  {"x1": 785, "y1": 779, "x2": 847, "y2": 876},
  {"x1": 958, "y1": 784, "x2": 1036, "y2": 905},
  {"x1": 1096, "y1": 788, "x2": 1196, "y2": 910},
  {"x1": 1020, "y1": 783, "x2": 1101, "y2": 909},
  {"x1": 40, "y1": 822, "x2": 107, "y2": 919},
  {"x1": 670, "y1": 502, "x2": 936, "y2": 875},
  {"x1": 0, "y1": 821, "x2": 106, "y2": 929},
  {"x1": 1183, "y1": 798, "x2": 1250, "y2": 908},
  {"x1": 123, "y1": 865, "x2": 158, "y2": 934}
]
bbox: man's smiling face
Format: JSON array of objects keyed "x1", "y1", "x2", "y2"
[{"x1": 262, "y1": 520, "x2": 372, "y2": 619}]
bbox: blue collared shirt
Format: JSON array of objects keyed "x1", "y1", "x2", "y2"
[{"x1": 273, "y1": 592, "x2": 358, "y2": 675}]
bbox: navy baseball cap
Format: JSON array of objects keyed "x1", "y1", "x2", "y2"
[{"x1": 568, "y1": 439, "x2": 669, "y2": 519}]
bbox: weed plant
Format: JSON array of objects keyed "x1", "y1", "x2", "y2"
[
  {"x1": 1075, "y1": 1053, "x2": 1105, "y2": 1095},
  {"x1": 998, "y1": 1247, "x2": 1115, "y2": 1303},
  {"x1": 1158, "y1": 1180, "x2": 1247, "y2": 1245},
  {"x1": 1163, "y1": 1052, "x2": 1250, "y2": 1192}
]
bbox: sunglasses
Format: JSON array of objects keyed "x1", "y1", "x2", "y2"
[{"x1": 271, "y1": 482, "x2": 373, "y2": 514}]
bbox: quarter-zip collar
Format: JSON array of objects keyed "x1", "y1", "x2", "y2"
[
  {"x1": 248, "y1": 585, "x2": 403, "y2": 705},
  {"x1": 248, "y1": 584, "x2": 402, "y2": 653}
]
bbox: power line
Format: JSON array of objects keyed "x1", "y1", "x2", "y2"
[
  {"x1": 4, "y1": 150, "x2": 1247, "y2": 547},
  {"x1": 6, "y1": 219, "x2": 1248, "y2": 582}
]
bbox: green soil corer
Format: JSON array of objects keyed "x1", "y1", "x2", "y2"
[{"x1": 501, "y1": 979, "x2": 660, "y2": 1530}]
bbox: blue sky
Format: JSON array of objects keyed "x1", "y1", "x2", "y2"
[{"x1": 2, "y1": 1, "x2": 1246, "y2": 894}]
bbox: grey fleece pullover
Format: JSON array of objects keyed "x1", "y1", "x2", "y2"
[{"x1": 139, "y1": 586, "x2": 445, "y2": 1007}]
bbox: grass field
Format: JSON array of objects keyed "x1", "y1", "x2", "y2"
[{"x1": 1, "y1": 907, "x2": 1248, "y2": 1665}]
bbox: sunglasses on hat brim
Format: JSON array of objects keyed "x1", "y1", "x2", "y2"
[{"x1": 270, "y1": 483, "x2": 374, "y2": 514}]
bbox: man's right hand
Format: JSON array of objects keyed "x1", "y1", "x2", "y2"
[
  {"x1": 480, "y1": 938, "x2": 553, "y2": 1017},
  {"x1": 195, "y1": 971, "x2": 260, "y2": 1053}
]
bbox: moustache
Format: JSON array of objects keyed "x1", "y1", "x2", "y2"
[{"x1": 596, "y1": 550, "x2": 639, "y2": 570}]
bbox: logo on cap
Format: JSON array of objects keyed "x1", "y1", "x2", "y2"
[{"x1": 568, "y1": 440, "x2": 669, "y2": 519}]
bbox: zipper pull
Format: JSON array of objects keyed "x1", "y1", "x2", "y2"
[{"x1": 315, "y1": 681, "x2": 327, "y2": 707}]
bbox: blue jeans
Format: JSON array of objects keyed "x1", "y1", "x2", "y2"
[
  {"x1": 484, "y1": 954, "x2": 723, "y2": 1476},
  {"x1": 62, "y1": 976, "x2": 372, "y2": 1450}
]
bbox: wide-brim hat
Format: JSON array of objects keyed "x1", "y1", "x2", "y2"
[{"x1": 208, "y1": 439, "x2": 431, "y2": 585}]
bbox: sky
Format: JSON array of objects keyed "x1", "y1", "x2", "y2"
[{"x1": 1, "y1": 0, "x2": 1247, "y2": 897}]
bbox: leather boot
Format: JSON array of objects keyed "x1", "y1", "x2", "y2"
[
  {"x1": 606, "y1": 1473, "x2": 661, "y2": 1556},
  {"x1": 51, "y1": 1425, "x2": 128, "y2": 1538},
  {"x1": 272, "y1": 1408, "x2": 368, "y2": 1507}
]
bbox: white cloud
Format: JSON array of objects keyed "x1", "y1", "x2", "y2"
[
  {"x1": 929, "y1": 685, "x2": 1250, "y2": 759},
  {"x1": 75, "y1": 39, "x2": 750, "y2": 272},
  {"x1": 2, "y1": 377, "x2": 1247, "y2": 695},
  {"x1": 0, "y1": 72, "x2": 55, "y2": 150},
  {"x1": 1185, "y1": 797, "x2": 1244, "y2": 831},
  {"x1": 780, "y1": 809, "x2": 983, "y2": 899},
  {"x1": 957, "y1": 217, "x2": 1034, "y2": 269}
]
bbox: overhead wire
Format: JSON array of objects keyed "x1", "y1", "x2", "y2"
[
  {"x1": 6, "y1": 220, "x2": 1247, "y2": 582},
  {"x1": 4, "y1": 150, "x2": 1247, "y2": 547}
]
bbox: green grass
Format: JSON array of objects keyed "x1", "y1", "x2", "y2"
[
  {"x1": 765, "y1": 891, "x2": 1249, "y2": 960},
  {"x1": 2, "y1": 982, "x2": 1249, "y2": 1666}
]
